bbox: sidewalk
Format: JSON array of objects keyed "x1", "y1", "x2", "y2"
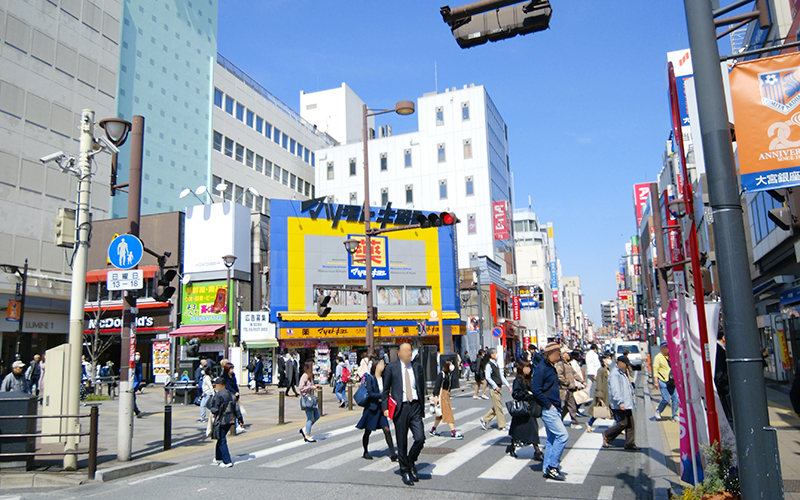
[{"x1": 647, "y1": 378, "x2": 800, "y2": 498}]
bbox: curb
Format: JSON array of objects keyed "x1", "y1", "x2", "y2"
[
  {"x1": 644, "y1": 382, "x2": 673, "y2": 500},
  {"x1": 0, "y1": 472, "x2": 86, "y2": 489},
  {"x1": 94, "y1": 461, "x2": 172, "y2": 483}
]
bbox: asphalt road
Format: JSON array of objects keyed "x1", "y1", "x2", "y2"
[{"x1": 17, "y1": 373, "x2": 651, "y2": 500}]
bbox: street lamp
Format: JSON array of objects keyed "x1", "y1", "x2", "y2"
[
  {"x1": 179, "y1": 185, "x2": 209, "y2": 204},
  {"x1": 343, "y1": 239, "x2": 361, "y2": 255},
  {"x1": 234, "y1": 186, "x2": 259, "y2": 205},
  {"x1": 222, "y1": 254, "x2": 237, "y2": 359},
  {"x1": 98, "y1": 118, "x2": 132, "y2": 197},
  {"x1": 361, "y1": 100, "x2": 415, "y2": 356},
  {"x1": 0, "y1": 260, "x2": 28, "y2": 360}
]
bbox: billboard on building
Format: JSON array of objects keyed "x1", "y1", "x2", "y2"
[
  {"x1": 181, "y1": 281, "x2": 228, "y2": 326},
  {"x1": 492, "y1": 201, "x2": 510, "y2": 241},
  {"x1": 183, "y1": 202, "x2": 251, "y2": 277},
  {"x1": 633, "y1": 183, "x2": 650, "y2": 227},
  {"x1": 730, "y1": 52, "x2": 800, "y2": 192}
]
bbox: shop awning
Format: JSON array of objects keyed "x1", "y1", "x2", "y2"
[
  {"x1": 243, "y1": 339, "x2": 279, "y2": 349},
  {"x1": 86, "y1": 265, "x2": 160, "y2": 283},
  {"x1": 168, "y1": 324, "x2": 225, "y2": 338}
]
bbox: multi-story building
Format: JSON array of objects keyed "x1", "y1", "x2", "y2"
[
  {"x1": 601, "y1": 300, "x2": 618, "y2": 328},
  {"x1": 304, "y1": 83, "x2": 516, "y2": 275},
  {"x1": 562, "y1": 276, "x2": 584, "y2": 343},
  {"x1": 513, "y1": 207, "x2": 556, "y2": 346},
  {"x1": 0, "y1": 0, "x2": 121, "y2": 362}
]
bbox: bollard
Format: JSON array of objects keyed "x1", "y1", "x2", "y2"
[
  {"x1": 347, "y1": 383, "x2": 353, "y2": 411},
  {"x1": 88, "y1": 406, "x2": 98, "y2": 479},
  {"x1": 316, "y1": 386, "x2": 324, "y2": 416},
  {"x1": 163, "y1": 405, "x2": 172, "y2": 450},
  {"x1": 278, "y1": 391, "x2": 285, "y2": 425}
]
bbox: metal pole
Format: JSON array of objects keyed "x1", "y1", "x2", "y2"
[
  {"x1": 118, "y1": 115, "x2": 143, "y2": 462},
  {"x1": 15, "y1": 259, "x2": 27, "y2": 359},
  {"x1": 316, "y1": 386, "x2": 324, "y2": 416},
  {"x1": 682, "y1": 1, "x2": 781, "y2": 497},
  {"x1": 225, "y1": 266, "x2": 231, "y2": 360},
  {"x1": 362, "y1": 104, "x2": 375, "y2": 356},
  {"x1": 88, "y1": 405, "x2": 98, "y2": 479},
  {"x1": 64, "y1": 109, "x2": 94, "y2": 470},
  {"x1": 163, "y1": 405, "x2": 172, "y2": 450},
  {"x1": 476, "y1": 267, "x2": 484, "y2": 348},
  {"x1": 278, "y1": 390, "x2": 285, "y2": 425},
  {"x1": 668, "y1": 62, "x2": 720, "y2": 445}
]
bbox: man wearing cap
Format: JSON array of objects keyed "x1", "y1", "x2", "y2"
[
  {"x1": 653, "y1": 341, "x2": 679, "y2": 422},
  {"x1": 1, "y1": 361, "x2": 31, "y2": 393},
  {"x1": 603, "y1": 356, "x2": 639, "y2": 450},
  {"x1": 209, "y1": 376, "x2": 235, "y2": 468},
  {"x1": 532, "y1": 341, "x2": 569, "y2": 481}
]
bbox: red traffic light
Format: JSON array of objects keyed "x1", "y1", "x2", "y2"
[{"x1": 440, "y1": 212, "x2": 459, "y2": 225}]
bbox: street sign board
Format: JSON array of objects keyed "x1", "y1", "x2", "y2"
[
  {"x1": 492, "y1": 326, "x2": 503, "y2": 338},
  {"x1": 107, "y1": 269, "x2": 144, "y2": 291},
  {"x1": 108, "y1": 234, "x2": 143, "y2": 270}
]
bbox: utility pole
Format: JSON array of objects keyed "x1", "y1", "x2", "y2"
[
  {"x1": 118, "y1": 115, "x2": 144, "y2": 462},
  {"x1": 64, "y1": 109, "x2": 94, "y2": 470},
  {"x1": 14, "y1": 259, "x2": 27, "y2": 360},
  {"x1": 682, "y1": 1, "x2": 782, "y2": 497}
]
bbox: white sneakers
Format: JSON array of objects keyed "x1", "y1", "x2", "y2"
[
  {"x1": 655, "y1": 411, "x2": 662, "y2": 421},
  {"x1": 219, "y1": 462, "x2": 233, "y2": 468},
  {"x1": 479, "y1": 418, "x2": 487, "y2": 431}
]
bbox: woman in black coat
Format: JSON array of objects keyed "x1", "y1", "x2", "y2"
[
  {"x1": 473, "y1": 349, "x2": 487, "y2": 399},
  {"x1": 355, "y1": 357, "x2": 397, "y2": 461},
  {"x1": 507, "y1": 359, "x2": 544, "y2": 461}
]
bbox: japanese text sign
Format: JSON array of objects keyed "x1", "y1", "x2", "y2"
[
  {"x1": 492, "y1": 201, "x2": 510, "y2": 241},
  {"x1": 347, "y1": 235, "x2": 389, "y2": 280}
]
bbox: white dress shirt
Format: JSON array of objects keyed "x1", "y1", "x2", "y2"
[
  {"x1": 585, "y1": 350, "x2": 601, "y2": 377},
  {"x1": 401, "y1": 361, "x2": 417, "y2": 402}
]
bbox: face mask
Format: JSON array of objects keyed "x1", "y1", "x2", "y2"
[
  {"x1": 134, "y1": 355, "x2": 140, "y2": 361},
  {"x1": 449, "y1": 364, "x2": 455, "y2": 371}
]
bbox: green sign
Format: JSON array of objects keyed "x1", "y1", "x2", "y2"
[{"x1": 181, "y1": 280, "x2": 228, "y2": 326}]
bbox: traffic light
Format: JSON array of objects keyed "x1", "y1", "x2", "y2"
[
  {"x1": 416, "y1": 212, "x2": 460, "y2": 228},
  {"x1": 446, "y1": 1, "x2": 552, "y2": 49},
  {"x1": 316, "y1": 294, "x2": 332, "y2": 317},
  {"x1": 153, "y1": 268, "x2": 177, "y2": 302},
  {"x1": 768, "y1": 187, "x2": 800, "y2": 231}
]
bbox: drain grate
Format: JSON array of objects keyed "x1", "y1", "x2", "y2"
[
  {"x1": 421, "y1": 447, "x2": 454, "y2": 455},
  {"x1": 785, "y1": 480, "x2": 800, "y2": 492}
]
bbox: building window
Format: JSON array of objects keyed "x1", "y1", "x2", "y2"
[
  {"x1": 264, "y1": 160, "x2": 272, "y2": 178},
  {"x1": 349, "y1": 158, "x2": 357, "y2": 176},
  {"x1": 327, "y1": 161, "x2": 334, "y2": 180},
  {"x1": 235, "y1": 143, "x2": 244, "y2": 163},
  {"x1": 255, "y1": 195, "x2": 263, "y2": 213},
  {"x1": 405, "y1": 185, "x2": 413, "y2": 204},
  {"x1": 245, "y1": 149, "x2": 254, "y2": 168},
  {"x1": 245, "y1": 189, "x2": 254, "y2": 208},
  {"x1": 380, "y1": 153, "x2": 387, "y2": 171},
  {"x1": 436, "y1": 106, "x2": 444, "y2": 126},
  {"x1": 255, "y1": 154, "x2": 263, "y2": 173},
  {"x1": 439, "y1": 179, "x2": 447, "y2": 199},
  {"x1": 234, "y1": 185, "x2": 244, "y2": 203},
  {"x1": 311, "y1": 152, "x2": 315, "y2": 167},
  {"x1": 462, "y1": 101, "x2": 470, "y2": 121},
  {"x1": 235, "y1": 102, "x2": 244, "y2": 121},
  {"x1": 305, "y1": 182, "x2": 310, "y2": 196},
  {"x1": 463, "y1": 138, "x2": 472, "y2": 159},
  {"x1": 265, "y1": 122, "x2": 272, "y2": 140},
  {"x1": 381, "y1": 188, "x2": 389, "y2": 206},
  {"x1": 404, "y1": 149, "x2": 412, "y2": 168},
  {"x1": 246, "y1": 109, "x2": 254, "y2": 127},
  {"x1": 256, "y1": 116, "x2": 263, "y2": 133},
  {"x1": 297, "y1": 144, "x2": 304, "y2": 158},
  {"x1": 290, "y1": 138, "x2": 296, "y2": 154},
  {"x1": 273, "y1": 165, "x2": 281, "y2": 182},
  {"x1": 297, "y1": 178, "x2": 304, "y2": 194},
  {"x1": 290, "y1": 174, "x2": 296, "y2": 190},
  {"x1": 224, "y1": 137, "x2": 233, "y2": 157},
  {"x1": 224, "y1": 94, "x2": 234, "y2": 115},
  {"x1": 438, "y1": 143, "x2": 446, "y2": 163},
  {"x1": 304, "y1": 148, "x2": 310, "y2": 163},
  {"x1": 468, "y1": 213, "x2": 476, "y2": 234},
  {"x1": 465, "y1": 176, "x2": 474, "y2": 196},
  {"x1": 282, "y1": 133, "x2": 288, "y2": 149},
  {"x1": 213, "y1": 88, "x2": 223, "y2": 108},
  {"x1": 273, "y1": 128, "x2": 281, "y2": 145},
  {"x1": 350, "y1": 192, "x2": 357, "y2": 205},
  {"x1": 213, "y1": 131, "x2": 222, "y2": 152},
  {"x1": 282, "y1": 169, "x2": 289, "y2": 186}
]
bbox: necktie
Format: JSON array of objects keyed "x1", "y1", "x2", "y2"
[{"x1": 404, "y1": 365, "x2": 413, "y2": 402}]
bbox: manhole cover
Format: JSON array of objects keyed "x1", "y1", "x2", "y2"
[
  {"x1": 421, "y1": 447, "x2": 454, "y2": 455},
  {"x1": 785, "y1": 480, "x2": 800, "y2": 492}
]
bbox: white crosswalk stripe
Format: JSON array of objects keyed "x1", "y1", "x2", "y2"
[
  {"x1": 478, "y1": 426, "x2": 547, "y2": 480},
  {"x1": 417, "y1": 430, "x2": 507, "y2": 476},
  {"x1": 549, "y1": 427, "x2": 608, "y2": 484}
]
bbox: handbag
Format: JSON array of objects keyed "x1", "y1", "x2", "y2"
[
  {"x1": 211, "y1": 421, "x2": 221, "y2": 440},
  {"x1": 505, "y1": 400, "x2": 530, "y2": 417},
  {"x1": 592, "y1": 400, "x2": 613, "y2": 420},
  {"x1": 193, "y1": 396, "x2": 201, "y2": 406},
  {"x1": 573, "y1": 389, "x2": 591, "y2": 405},
  {"x1": 354, "y1": 379, "x2": 369, "y2": 407},
  {"x1": 300, "y1": 394, "x2": 318, "y2": 410},
  {"x1": 430, "y1": 399, "x2": 442, "y2": 417}
]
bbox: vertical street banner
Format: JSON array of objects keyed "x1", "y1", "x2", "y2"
[
  {"x1": 512, "y1": 296, "x2": 520, "y2": 320},
  {"x1": 5, "y1": 300, "x2": 20, "y2": 321},
  {"x1": 492, "y1": 201, "x2": 510, "y2": 240},
  {"x1": 633, "y1": 183, "x2": 651, "y2": 227},
  {"x1": 730, "y1": 52, "x2": 800, "y2": 192}
]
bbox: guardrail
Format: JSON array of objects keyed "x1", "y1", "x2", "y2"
[{"x1": 0, "y1": 406, "x2": 99, "y2": 479}]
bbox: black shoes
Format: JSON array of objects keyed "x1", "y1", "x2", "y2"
[
  {"x1": 401, "y1": 472, "x2": 415, "y2": 486},
  {"x1": 624, "y1": 445, "x2": 641, "y2": 450},
  {"x1": 543, "y1": 466, "x2": 566, "y2": 481},
  {"x1": 362, "y1": 451, "x2": 373, "y2": 460},
  {"x1": 409, "y1": 464, "x2": 420, "y2": 482},
  {"x1": 533, "y1": 450, "x2": 544, "y2": 462},
  {"x1": 390, "y1": 454, "x2": 398, "y2": 462},
  {"x1": 300, "y1": 429, "x2": 315, "y2": 443},
  {"x1": 505, "y1": 445, "x2": 517, "y2": 458}
]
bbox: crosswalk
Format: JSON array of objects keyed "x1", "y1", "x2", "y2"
[{"x1": 238, "y1": 401, "x2": 618, "y2": 493}]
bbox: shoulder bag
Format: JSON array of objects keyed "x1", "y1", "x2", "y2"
[
  {"x1": 300, "y1": 394, "x2": 318, "y2": 410},
  {"x1": 354, "y1": 377, "x2": 369, "y2": 407},
  {"x1": 505, "y1": 399, "x2": 530, "y2": 417},
  {"x1": 573, "y1": 388, "x2": 591, "y2": 405}
]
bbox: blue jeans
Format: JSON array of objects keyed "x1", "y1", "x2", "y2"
[
  {"x1": 200, "y1": 394, "x2": 211, "y2": 420},
  {"x1": 335, "y1": 382, "x2": 346, "y2": 402},
  {"x1": 541, "y1": 406, "x2": 569, "y2": 471},
  {"x1": 304, "y1": 407, "x2": 320, "y2": 435},
  {"x1": 215, "y1": 423, "x2": 232, "y2": 464},
  {"x1": 656, "y1": 379, "x2": 679, "y2": 417}
]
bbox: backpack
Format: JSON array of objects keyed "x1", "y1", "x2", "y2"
[
  {"x1": 246, "y1": 360, "x2": 256, "y2": 372},
  {"x1": 341, "y1": 365, "x2": 351, "y2": 383}
]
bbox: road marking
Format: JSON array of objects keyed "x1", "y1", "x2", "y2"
[
  {"x1": 261, "y1": 433, "x2": 363, "y2": 468},
  {"x1": 478, "y1": 426, "x2": 547, "y2": 480},
  {"x1": 417, "y1": 430, "x2": 507, "y2": 476},
  {"x1": 550, "y1": 430, "x2": 605, "y2": 484},
  {"x1": 127, "y1": 464, "x2": 203, "y2": 485},
  {"x1": 308, "y1": 445, "x2": 365, "y2": 469},
  {"x1": 359, "y1": 455, "x2": 400, "y2": 472},
  {"x1": 597, "y1": 485, "x2": 615, "y2": 499},
  {"x1": 243, "y1": 425, "x2": 359, "y2": 464}
]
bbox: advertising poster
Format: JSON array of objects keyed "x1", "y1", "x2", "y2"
[
  {"x1": 777, "y1": 326, "x2": 792, "y2": 370},
  {"x1": 347, "y1": 235, "x2": 389, "y2": 280},
  {"x1": 6, "y1": 300, "x2": 20, "y2": 321},
  {"x1": 152, "y1": 340, "x2": 170, "y2": 383},
  {"x1": 492, "y1": 201, "x2": 510, "y2": 241},
  {"x1": 182, "y1": 281, "x2": 228, "y2": 325},
  {"x1": 730, "y1": 52, "x2": 800, "y2": 192},
  {"x1": 633, "y1": 183, "x2": 651, "y2": 227},
  {"x1": 512, "y1": 296, "x2": 520, "y2": 320}
]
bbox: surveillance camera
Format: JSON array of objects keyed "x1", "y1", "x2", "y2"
[
  {"x1": 40, "y1": 151, "x2": 66, "y2": 164},
  {"x1": 95, "y1": 136, "x2": 120, "y2": 154}
]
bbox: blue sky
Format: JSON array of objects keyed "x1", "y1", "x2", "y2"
[{"x1": 218, "y1": 1, "x2": 693, "y2": 324}]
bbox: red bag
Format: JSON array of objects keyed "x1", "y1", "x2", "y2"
[{"x1": 341, "y1": 366, "x2": 351, "y2": 383}]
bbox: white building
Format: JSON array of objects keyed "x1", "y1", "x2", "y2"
[
  {"x1": 513, "y1": 207, "x2": 556, "y2": 345},
  {"x1": 302, "y1": 83, "x2": 515, "y2": 273},
  {"x1": 601, "y1": 299, "x2": 618, "y2": 328}
]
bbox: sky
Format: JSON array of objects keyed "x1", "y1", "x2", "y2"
[{"x1": 217, "y1": 0, "x2": 694, "y2": 324}]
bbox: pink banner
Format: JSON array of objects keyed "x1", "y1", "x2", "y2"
[{"x1": 665, "y1": 299, "x2": 704, "y2": 485}]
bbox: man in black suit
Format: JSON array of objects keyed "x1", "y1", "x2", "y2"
[{"x1": 383, "y1": 342, "x2": 425, "y2": 486}]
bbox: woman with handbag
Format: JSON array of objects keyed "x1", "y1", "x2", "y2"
[
  {"x1": 197, "y1": 367, "x2": 214, "y2": 423},
  {"x1": 506, "y1": 359, "x2": 544, "y2": 461},
  {"x1": 587, "y1": 353, "x2": 612, "y2": 432},
  {"x1": 299, "y1": 360, "x2": 320, "y2": 443},
  {"x1": 430, "y1": 360, "x2": 463, "y2": 439},
  {"x1": 209, "y1": 377, "x2": 235, "y2": 468},
  {"x1": 355, "y1": 357, "x2": 397, "y2": 460}
]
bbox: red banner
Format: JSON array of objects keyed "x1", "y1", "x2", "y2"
[
  {"x1": 512, "y1": 296, "x2": 520, "y2": 320},
  {"x1": 633, "y1": 183, "x2": 650, "y2": 227},
  {"x1": 492, "y1": 201, "x2": 509, "y2": 241}
]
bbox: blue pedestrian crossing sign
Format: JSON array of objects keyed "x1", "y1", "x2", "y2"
[{"x1": 108, "y1": 234, "x2": 143, "y2": 270}]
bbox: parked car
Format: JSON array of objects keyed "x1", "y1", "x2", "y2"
[{"x1": 615, "y1": 342, "x2": 643, "y2": 370}]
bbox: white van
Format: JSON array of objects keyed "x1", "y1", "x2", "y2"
[{"x1": 614, "y1": 342, "x2": 643, "y2": 370}]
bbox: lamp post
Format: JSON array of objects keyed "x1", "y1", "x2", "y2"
[
  {"x1": 360, "y1": 100, "x2": 415, "y2": 356},
  {"x1": 222, "y1": 254, "x2": 237, "y2": 359}
]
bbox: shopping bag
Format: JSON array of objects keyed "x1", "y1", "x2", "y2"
[
  {"x1": 592, "y1": 400, "x2": 612, "y2": 420},
  {"x1": 573, "y1": 389, "x2": 591, "y2": 405}
]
